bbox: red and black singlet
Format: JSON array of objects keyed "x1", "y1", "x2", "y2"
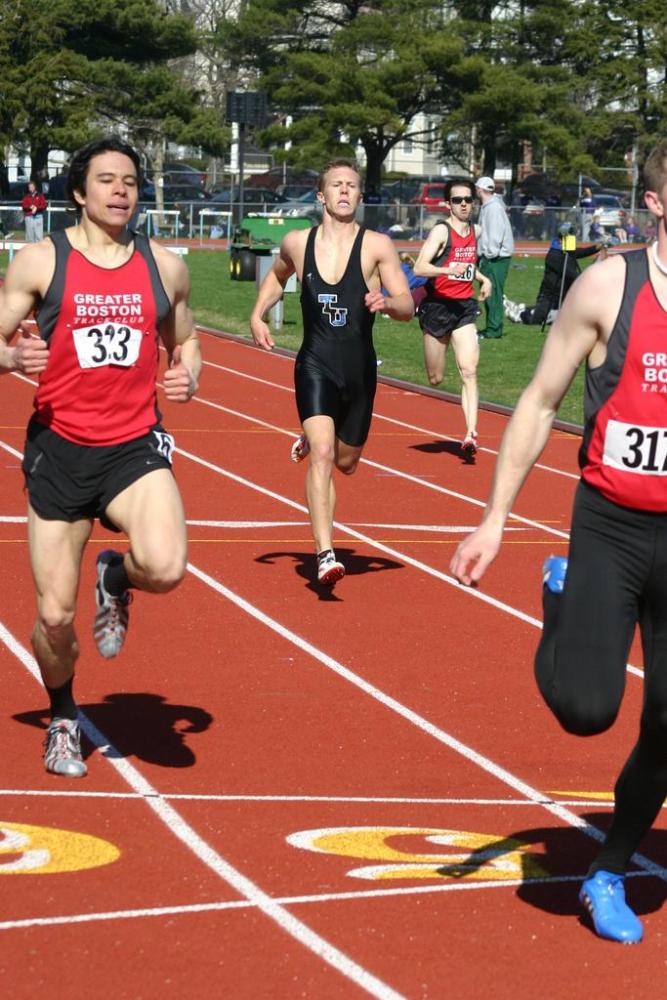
[
  {"x1": 580, "y1": 249, "x2": 667, "y2": 511},
  {"x1": 34, "y1": 230, "x2": 171, "y2": 446},
  {"x1": 429, "y1": 222, "x2": 477, "y2": 300}
]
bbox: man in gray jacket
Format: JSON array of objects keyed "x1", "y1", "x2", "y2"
[{"x1": 475, "y1": 176, "x2": 514, "y2": 339}]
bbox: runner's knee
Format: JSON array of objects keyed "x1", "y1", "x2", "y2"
[
  {"x1": 337, "y1": 453, "x2": 360, "y2": 475},
  {"x1": 133, "y1": 550, "x2": 186, "y2": 593},
  {"x1": 309, "y1": 439, "x2": 335, "y2": 467},
  {"x1": 37, "y1": 599, "x2": 76, "y2": 640}
]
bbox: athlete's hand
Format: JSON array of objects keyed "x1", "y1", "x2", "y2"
[
  {"x1": 11, "y1": 325, "x2": 49, "y2": 375},
  {"x1": 163, "y1": 345, "x2": 197, "y2": 402},
  {"x1": 450, "y1": 263, "x2": 467, "y2": 277},
  {"x1": 365, "y1": 289, "x2": 389, "y2": 314},
  {"x1": 478, "y1": 277, "x2": 492, "y2": 302},
  {"x1": 450, "y1": 522, "x2": 503, "y2": 587},
  {"x1": 250, "y1": 314, "x2": 275, "y2": 351}
]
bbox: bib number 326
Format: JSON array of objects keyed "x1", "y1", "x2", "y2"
[{"x1": 72, "y1": 323, "x2": 142, "y2": 369}]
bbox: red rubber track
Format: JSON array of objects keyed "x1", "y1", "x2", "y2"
[{"x1": 0, "y1": 332, "x2": 664, "y2": 999}]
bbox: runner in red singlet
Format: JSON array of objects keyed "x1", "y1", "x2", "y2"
[
  {"x1": 450, "y1": 140, "x2": 667, "y2": 945},
  {"x1": 413, "y1": 178, "x2": 491, "y2": 456},
  {"x1": 0, "y1": 137, "x2": 201, "y2": 779}
]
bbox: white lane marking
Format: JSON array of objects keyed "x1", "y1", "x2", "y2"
[
  {"x1": 184, "y1": 561, "x2": 665, "y2": 880},
  {"x1": 193, "y1": 345, "x2": 580, "y2": 478},
  {"x1": 180, "y1": 393, "x2": 571, "y2": 541},
  {"x1": 0, "y1": 871, "x2": 650, "y2": 933},
  {"x1": 0, "y1": 435, "x2": 644, "y2": 682},
  {"x1": 0, "y1": 621, "x2": 404, "y2": 1000},
  {"x1": 0, "y1": 515, "x2": 524, "y2": 534}
]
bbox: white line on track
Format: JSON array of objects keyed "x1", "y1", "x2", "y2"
[
  {"x1": 0, "y1": 620, "x2": 404, "y2": 1000},
  {"x1": 0, "y1": 514, "x2": 525, "y2": 534},
  {"x1": 0, "y1": 871, "x2": 651, "y2": 934},
  {"x1": 181, "y1": 391, "x2": 572, "y2": 541},
  {"x1": 194, "y1": 342, "x2": 580, "y2": 480},
  {"x1": 184, "y1": 561, "x2": 666, "y2": 880}
]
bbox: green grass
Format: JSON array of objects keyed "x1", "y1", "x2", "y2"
[
  {"x1": 0, "y1": 245, "x2": 585, "y2": 425},
  {"x1": 187, "y1": 248, "x2": 585, "y2": 426}
]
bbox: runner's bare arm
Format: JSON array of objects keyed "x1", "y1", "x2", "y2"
[
  {"x1": 413, "y1": 225, "x2": 465, "y2": 278},
  {"x1": 0, "y1": 243, "x2": 52, "y2": 375},
  {"x1": 366, "y1": 234, "x2": 414, "y2": 319},
  {"x1": 250, "y1": 231, "x2": 301, "y2": 351},
  {"x1": 450, "y1": 255, "x2": 624, "y2": 586},
  {"x1": 154, "y1": 245, "x2": 201, "y2": 403}
]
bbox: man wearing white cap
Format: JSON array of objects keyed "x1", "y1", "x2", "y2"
[{"x1": 475, "y1": 176, "x2": 514, "y2": 338}]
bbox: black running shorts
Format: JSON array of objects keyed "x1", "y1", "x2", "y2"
[
  {"x1": 22, "y1": 416, "x2": 175, "y2": 530},
  {"x1": 418, "y1": 296, "x2": 480, "y2": 339}
]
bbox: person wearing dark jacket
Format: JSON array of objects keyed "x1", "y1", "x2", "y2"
[{"x1": 504, "y1": 227, "x2": 605, "y2": 325}]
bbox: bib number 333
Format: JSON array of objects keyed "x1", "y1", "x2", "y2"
[{"x1": 72, "y1": 323, "x2": 142, "y2": 369}]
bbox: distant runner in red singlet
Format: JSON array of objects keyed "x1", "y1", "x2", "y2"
[
  {"x1": 0, "y1": 137, "x2": 201, "y2": 779},
  {"x1": 413, "y1": 178, "x2": 491, "y2": 457},
  {"x1": 450, "y1": 140, "x2": 667, "y2": 944}
]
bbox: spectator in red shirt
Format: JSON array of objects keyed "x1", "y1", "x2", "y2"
[{"x1": 21, "y1": 181, "x2": 47, "y2": 242}]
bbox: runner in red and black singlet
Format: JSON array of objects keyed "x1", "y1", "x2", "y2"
[
  {"x1": 0, "y1": 136, "x2": 201, "y2": 780},
  {"x1": 413, "y1": 178, "x2": 492, "y2": 456},
  {"x1": 451, "y1": 140, "x2": 667, "y2": 944},
  {"x1": 251, "y1": 159, "x2": 413, "y2": 586},
  {"x1": 34, "y1": 228, "x2": 171, "y2": 445}
]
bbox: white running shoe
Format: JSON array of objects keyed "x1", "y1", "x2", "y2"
[
  {"x1": 44, "y1": 718, "x2": 87, "y2": 778},
  {"x1": 290, "y1": 434, "x2": 310, "y2": 463},
  {"x1": 94, "y1": 550, "x2": 132, "y2": 659},
  {"x1": 461, "y1": 431, "x2": 478, "y2": 456},
  {"x1": 317, "y1": 550, "x2": 345, "y2": 586}
]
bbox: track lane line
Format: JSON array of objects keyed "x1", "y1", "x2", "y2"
[
  {"x1": 0, "y1": 436, "x2": 644, "y2": 683},
  {"x1": 182, "y1": 562, "x2": 667, "y2": 881},
  {"x1": 191, "y1": 344, "x2": 580, "y2": 479},
  {"x1": 0, "y1": 619, "x2": 405, "y2": 1000}
]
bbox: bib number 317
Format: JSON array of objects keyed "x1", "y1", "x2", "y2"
[
  {"x1": 604, "y1": 419, "x2": 667, "y2": 475},
  {"x1": 72, "y1": 323, "x2": 142, "y2": 369}
]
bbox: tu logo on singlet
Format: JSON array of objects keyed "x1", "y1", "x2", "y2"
[{"x1": 318, "y1": 293, "x2": 348, "y2": 328}]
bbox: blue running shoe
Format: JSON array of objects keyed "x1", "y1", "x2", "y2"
[
  {"x1": 543, "y1": 555, "x2": 568, "y2": 594},
  {"x1": 579, "y1": 870, "x2": 643, "y2": 943}
]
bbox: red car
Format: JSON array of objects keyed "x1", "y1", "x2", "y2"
[{"x1": 410, "y1": 182, "x2": 449, "y2": 212}]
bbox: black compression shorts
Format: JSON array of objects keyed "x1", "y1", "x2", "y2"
[
  {"x1": 294, "y1": 346, "x2": 377, "y2": 448},
  {"x1": 418, "y1": 296, "x2": 480, "y2": 339},
  {"x1": 22, "y1": 416, "x2": 175, "y2": 531}
]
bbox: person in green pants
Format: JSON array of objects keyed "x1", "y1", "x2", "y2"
[{"x1": 475, "y1": 176, "x2": 514, "y2": 339}]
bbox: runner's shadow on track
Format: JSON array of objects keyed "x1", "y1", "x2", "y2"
[
  {"x1": 411, "y1": 440, "x2": 476, "y2": 465},
  {"x1": 436, "y1": 816, "x2": 667, "y2": 931},
  {"x1": 13, "y1": 693, "x2": 213, "y2": 768},
  {"x1": 256, "y1": 547, "x2": 403, "y2": 600}
]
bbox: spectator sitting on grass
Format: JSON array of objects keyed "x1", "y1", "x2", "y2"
[{"x1": 503, "y1": 225, "x2": 606, "y2": 327}]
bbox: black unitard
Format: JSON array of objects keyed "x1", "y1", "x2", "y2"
[{"x1": 295, "y1": 226, "x2": 376, "y2": 447}]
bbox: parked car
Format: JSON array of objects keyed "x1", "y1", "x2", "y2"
[
  {"x1": 276, "y1": 183, "x2": 315, "y2": 200},
  {"x1": 274, "y1": 188, "x2": 322, "y2": 223},
  {"x1": 588, "y1": 193, "x2": 626, "y2": 232},
  {"x1": 410, "y1": 182, "x2": 450, "y2": 211},
  {"x1": 210, "y1": 186, "x2": 288, "y2": 209}
]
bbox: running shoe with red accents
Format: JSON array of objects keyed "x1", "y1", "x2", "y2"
[
  {"x1": 290, "y1": 434, "x2": 310, "y2": 463},
  {"x1": 44, "y1": 717, "x2": 87, "y2": 778},
  {"x1": 461, "y1": 432, "x2": 478, "y2": 456},
  {"x1": 94, "y1": 550, "x2": 132, "y2": 658},
  {"x1": 317, "y1": 549, "x2": 345, "y2": 586}
]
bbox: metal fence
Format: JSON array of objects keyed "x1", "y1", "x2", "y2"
[{"x1": 0, "y1": 199, "x2": 658, "y2": 247}]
